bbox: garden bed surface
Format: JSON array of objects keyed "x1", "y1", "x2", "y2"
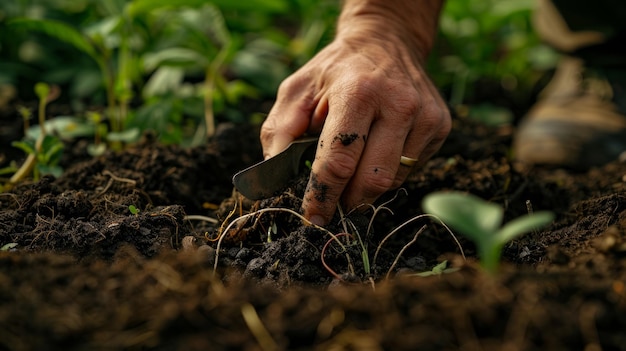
[{"x1": 1, "y1": 118, "x2": 625, "y2": 350}]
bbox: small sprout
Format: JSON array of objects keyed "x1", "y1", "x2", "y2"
[
  {"x1": 128, "y1": 205, "x2": 140, "y2": 215},
  {"x1": 17, "y1": 106, "x2": 32, "y2": 131},
  {"x1": 34, "y1": 82, "x2": 50, "y2": 102},
  {"x1": 422, "y1": 191, "x2": 554, "y2": 274},
  {"x1": 414, "y1": 260, "x2": 459, "y2": 277},
  {"x1": 267, "y1": 221, "x2": 277, "y2": 242},
  {"x1": 1, "y1": 243, "x2": 18, "y2": 251}
]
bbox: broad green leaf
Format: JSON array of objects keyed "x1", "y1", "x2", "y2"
[
  {"x1": 126, "y1": 0, "x2": 288, "y2": 17},
  {"x1": 143, "y1": 67, "x2": 186, "y2": 97},
  {"x1": 7, "y1": 18, "x2": 98, "y2": 61},
  {"x1": 83, "y1": 16, "x2": 123, "y2": 49},
  {"x1": 497, "y1": 211, "x2": 554, "y2": 244},
  {"x1": 422, "y1": 192, "x2": 503, "y2": 240},
  {"x1": 37, "y1": 164, "x2": 64, "y2": 178},
  {"x1": 26, "y1": 117, "x2": 96, "y2": 140},
  {"x1": 87, "y1": 143, "x2": 107, "y2": 157},
  {"x1": 143, "y1": 48, "x2": 208, "y2": 71},
  {"x1": 39, "y1": 136, "x2": 64, "y2": 164},
  {"x1": 107, "y1": 128, "x2": 141, "y2": 143}
]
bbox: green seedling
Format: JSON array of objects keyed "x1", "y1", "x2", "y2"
[
  {"x1": 128, "y1": 205, "x2": 140, "y2": 216},
  {"x1": 414, "y1": 260, "x2": 459, "y2": 277},
  {"x1": 5, "y1": 83, "x2": 63, "y2": 189},
  {"x1": 12, "y1": 135, "x2": 64, "y2": 180},
  {"x1": 422, "y1": 191, "x2": 554, "y2": 274}
]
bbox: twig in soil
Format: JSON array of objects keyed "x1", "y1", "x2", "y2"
[
  {"x1": 184, "y1": 215, "x2": 219, "y2": 225},
  {"x1": 241, "y1": 303, "x2": 279, "y2": 351},
  {"x1": 217, "y1": 197, "x2": 240, "y2": 237},
  {"x1": 525, "y1": 199, "x2": 539, "y2": 236},
  {"x1": 321, "y1": 232, "x2": 355, "y2": 281},
  {"x1": 385, "y1": 225, "x2": 427, "y2": 279},
  {"x1": 94, "y1": 170, "x2": 137, "y2": 197},
  {"x1": 0, "y1": 193, "x2": 21, "y2": 209}
]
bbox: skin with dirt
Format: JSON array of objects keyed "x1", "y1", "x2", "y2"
[{"x1": 1, "y1": 112, "x2": 626, "y2": 350}]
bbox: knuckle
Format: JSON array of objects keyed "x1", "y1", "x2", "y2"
[
  {"x1": 277, "y1": 74, "x2": 309, "y2": 99},
  {"x1": 339, "y1": 75, "x2": 380, "y2": 104},
  {"x1": 419, "y1": 102, "x2": 450, "y2": 132},
  {"x1": 361, "y1": 169, "x2": 396, "y2": 196},
  {"x1": 322, "y1": 152, "x2": 359, "y2": 182},
  {"x1": 259, "y1": 120, "x2": 276, "y2": 146}
]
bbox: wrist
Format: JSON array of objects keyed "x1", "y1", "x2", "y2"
[{"x1": 336, "y1": 0, "x2": 443, "y2": 62}]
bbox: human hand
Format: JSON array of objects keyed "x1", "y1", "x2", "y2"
[{"x1": 260, "y1": 2, "x2": 450, "y2": 226}]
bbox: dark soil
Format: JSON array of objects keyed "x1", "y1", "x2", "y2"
[{"x1": 1, "y1": 110, "x2": 626, "y2": 350}]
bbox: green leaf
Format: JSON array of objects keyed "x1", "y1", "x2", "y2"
[
  {"x1": 39, "y1": 136, "x2": 64, "y2": 164},
  {"x1": 107, "y1": 128, "x2": 141, "y2": 143},
  {"x1": 431, "y1": 260, "x2": 449, "y2": 274},
  {"x1": 422, "y1": 192, "x2": 503, "y2": 240},
  {"x1": 87, "y1": 143, "x2": 107, "y2": 157},
  {"x1": 414, "y1": 260, "x2": 460, "y2": 277},
  {"x1": 26, "y1": 117, "x2": 96, "y2": 140},
  {"x1": 126, "y1": 0, "x2": 288, "y2": 17},
  {"x1": 0, "y1": 164, "x2": 19, "y2": 176},
  {"x1": 37, "y1": 164, "x2": 64, "y2": 178},
  {"x1": 1, "y1": 243, "x2": 18, "y2": 251},
  {"x1": 143, "y1": 48, "x2": 209, "y2": 71},
  {"x1": 128, "y1": 205, "x2": 140, "y2": 215},
  {"x1": 497, "y1": 211, "x2": 554, "y2": 244},
  {"x1": 11, "y1": 140, "x2": 35, "y2": 155},
  {"x1": 7, "y1": 18, "x2": 98, "y2": 61}
]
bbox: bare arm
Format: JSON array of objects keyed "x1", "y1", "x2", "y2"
[{"x1": 261, "y1": 0, "x2": 450, "y2": 226}]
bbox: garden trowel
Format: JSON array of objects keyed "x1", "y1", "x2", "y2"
[{"x1": 232, "y1": 137, "x2": 318, "y2": 200}]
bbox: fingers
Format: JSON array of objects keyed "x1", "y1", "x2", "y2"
[
  {"x1": 302, "y1": 86, "x2": 376, "y2": 226},
  {"x1": 260, "y1": 75, "x2": 317, "y2": 159},
  {"x1": 341, "y1": 116, "x2": 408, "y2": 209},
  {"x1": 303, "y1": 92, "x2": 450, "y2": 226}
]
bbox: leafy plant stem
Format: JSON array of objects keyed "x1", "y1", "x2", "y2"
[
  {"x1": 338, "y1": 204, "x2": 370, "y2": 275},
  {"x1": 480, "y1": 241, "x2": 501, "y2": 275},
  {"x1": 204, "y1": 45, "x2": 229, "y2": 139},
  {"x1": 7, "y1": 83, "x2": 50, "y2": 188}
]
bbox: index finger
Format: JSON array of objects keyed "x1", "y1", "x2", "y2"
[{"x1": 302, "y1": 93, "x2": 375, "y2": 226}]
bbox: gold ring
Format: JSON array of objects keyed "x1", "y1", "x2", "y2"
[{"x1": 400, "y1": 155, "x2": 418, "y2": 167}]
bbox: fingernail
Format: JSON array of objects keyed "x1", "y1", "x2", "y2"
[{"x1": 309, "y1": 215, "x2": 326, "y2": 227}]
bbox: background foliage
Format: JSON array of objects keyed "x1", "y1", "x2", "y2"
[{"x1": 0, "y1": 0, "x2": 557, "y2": 147}]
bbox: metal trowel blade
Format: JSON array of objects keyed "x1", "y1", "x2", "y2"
[{"x1": 232, "y1": 137, "x2": 318, "y2": 200}]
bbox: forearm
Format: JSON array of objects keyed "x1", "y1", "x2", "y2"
[{"x1": 337, "y1": 0, "x2": 444, "y2": 62}]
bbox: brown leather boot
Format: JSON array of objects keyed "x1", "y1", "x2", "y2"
[{"x1": 512, "y1": 57, "x2": 626, "y2": 170}]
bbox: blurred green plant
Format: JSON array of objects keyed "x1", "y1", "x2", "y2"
[
  {"x1": 428, "y1": 0, "x2": 559, "y2": 125},
  {"x1": 422, "y1": 191, "x2": 554, "y2": 274},
  {"x1": 1, "y1": 82, "x2": 63, "y2": 191},
  {"x1": 1, "y1": 0, "x2": 338, "y2": 146}
]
